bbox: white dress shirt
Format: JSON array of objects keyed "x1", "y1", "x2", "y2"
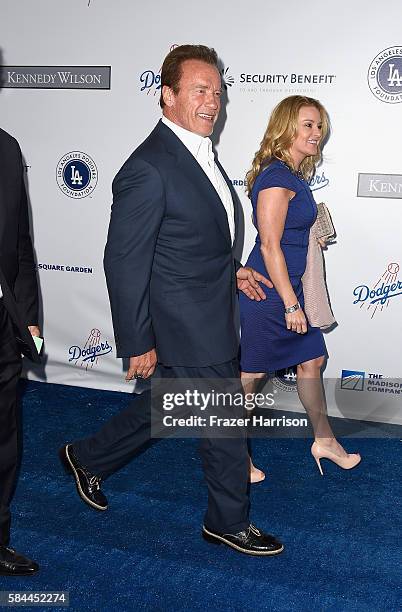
[{"x1": 161, "y1": 116, "x2": 235, "y2": 244}]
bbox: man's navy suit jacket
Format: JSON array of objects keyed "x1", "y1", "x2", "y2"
[
  {"x1": 104, "y1": 120, "x2": 241, "y2": 367},
  {"x1": 0, "y1": 128, "x2": 39, "y2": 363}
]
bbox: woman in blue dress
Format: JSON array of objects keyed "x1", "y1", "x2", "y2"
[{"x1": 240, "y1": 96, "x2": 360, "y2": 480}]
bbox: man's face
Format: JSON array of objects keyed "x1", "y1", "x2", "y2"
[{"x1": 162, "y1": 59, "x2": 222, "y2": 137}]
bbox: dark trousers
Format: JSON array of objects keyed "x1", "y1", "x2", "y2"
[
  {"x1": 73, "y1": 360, "x2": 250, "y2": 533},
  {"x1": 0, "y1": 299, "x2": 22, "y2": 546}
]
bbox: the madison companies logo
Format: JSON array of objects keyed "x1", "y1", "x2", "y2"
[
  {"x1": 353, "y1": 262, "x2": 402, "y2": 319},
  {"x1": 69, "y1": 329, "x2": 112, "y2": 370},
  {"x1": 341, "y1": 370, "x2": 365, "y2": 391},
  {"x1": 139, "y1": 44, "x2": 178, "y2": 97},
  {"x1": 56, "y1": 152, "x2": 98, "y2": 199},
  {"x1": 2, "y1": 66, "x2": 111, "y2": 89},
  {"x1": 368, "y1": 46, "x2": 402, "y2": 103},
  {"x1": 357, "y1": 173, "x2": 402, "y2": 199},
  {"x1": 309, "y1": 168, "x2": 329, "y2": 192},
  {"x1": 341, "y1": 370, "x2": 402, "y2": 395}
]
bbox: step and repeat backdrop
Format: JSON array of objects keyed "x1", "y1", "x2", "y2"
[{"x1": 1, "y1": 0, "x2": 401, "y2": 424}]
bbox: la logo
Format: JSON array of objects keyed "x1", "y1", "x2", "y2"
[
  {"x1": 70, "y1": 165, "x2": 83, "y2": 185},
  {"x1": 387, "y1": 63, "x2": 402, "y2": 87}
]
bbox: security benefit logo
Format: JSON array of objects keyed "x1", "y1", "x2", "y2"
[
  {"x1": 221, "y1": 66, "x2": 234, "y2": 89},
  {"x1": 56, "y1": 152, "x2": 98, "y2": 198},
  {"x1": 352, "y1": 262, "x2": 401, "y2": 319},
  {"x1": 368, "y1": 46, "x2": 402, "y2": 103},
  {"x1": 68, "y1": 329, "x2": 112, "y2": 371}
]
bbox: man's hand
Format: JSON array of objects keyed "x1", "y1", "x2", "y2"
[
  {"x1": 236, "y1": 266, "x2": 273, "y2": 301},
  {"x1": 28, "y1": 325, "x2": 40, "y2": 337},
  {"x1": 126, "y1": 348, "x2": 157, "y2": 381}
]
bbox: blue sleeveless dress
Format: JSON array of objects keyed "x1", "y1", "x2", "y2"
[{"x1": 239, "y1": 159, "x2": 327, "y2": 373}]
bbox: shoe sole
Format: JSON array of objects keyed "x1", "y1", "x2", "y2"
[
  {"x1": 60, "y1": 445, "x2": 108, "y2": 512},
  {"x1": 202, "y1": 526, "x2": 284, "y2": 556},
  {"x1": 0, "y1": 570, "x2": 39, "y2": 576}
]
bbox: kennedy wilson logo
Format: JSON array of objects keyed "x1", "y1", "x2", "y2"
[
  {"x1": 353, "y1": 262, "x2": 402, "y2": 319},
  {"x1": 56, "y1": 151, "x2": 98, "y2": 199},
  {"x1": 357, "y1": 173, "x2": 402, "y2": 199},
  {"x1": 2, "y1": 66, "x2": 111, "y2": 89},
  {"x1": 368, "y1": 46, "x2": 402, "y2": 103}
]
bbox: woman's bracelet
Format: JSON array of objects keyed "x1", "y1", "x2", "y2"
[{"x1": 284, "y1": 302, "x2": 300, "y2": 314}]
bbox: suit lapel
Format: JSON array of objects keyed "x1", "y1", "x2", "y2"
[
  {"x1": 156, "y1": 121, "x2": 232, "y2": 245},
  {"x1": 215, "y1": 157, "x2": 238, "y2": 244}
]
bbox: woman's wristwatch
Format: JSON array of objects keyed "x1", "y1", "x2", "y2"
[{"x1": 284, "y1": 302, "x2": 300, "y2": 314}]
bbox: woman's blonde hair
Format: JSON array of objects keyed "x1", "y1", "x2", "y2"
[{"x1": 246, "y1": 95, "x2": 329, "y2": 195}]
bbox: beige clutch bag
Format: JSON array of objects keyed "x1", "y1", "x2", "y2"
[
  {"x1": 314, "y1": 202, "x2": 335, "y2": 241},
  {"x1": 301, "y1": 203, "x2": 336, "y2": 329}
]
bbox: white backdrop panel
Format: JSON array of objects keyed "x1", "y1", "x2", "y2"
[{"x1": 0, "y1": 0, "x2": 401, "y2": 422}]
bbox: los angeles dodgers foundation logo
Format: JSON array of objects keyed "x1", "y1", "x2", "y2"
[
  {"x1": 368, "y1": 46, "x2": 402, "y2": 104},
  {"x1": 56, "y1": 151, "x2": 98, "y2": 198},
  {"x1": 272, "y1": 366, "x2": 298, "y2": 393},
  {"x1": 352, "y1": 262, "x2": 402, "y2": 318},
  {"x1": 69, "y1": 328, "x2": 112, "y2": 370}
]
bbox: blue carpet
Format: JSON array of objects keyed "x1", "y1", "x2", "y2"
[{"x1": 1, "y1": 381, "x2": 401, "y2": 611}]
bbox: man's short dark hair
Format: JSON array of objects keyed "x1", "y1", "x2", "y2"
[{"x1": 160, "y1": 44, "x2": 218, "y2": 108}]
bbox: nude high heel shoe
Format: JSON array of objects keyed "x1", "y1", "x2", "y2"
[
  {"x1": 249, "y1": 458, "x2": 266, "y2": 484},
  {"x1": 311, "y1": 441, "x2": 361, "y2": 476}
]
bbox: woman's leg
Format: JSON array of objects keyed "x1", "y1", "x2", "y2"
[
  {"x1": 240, "y1": 372, "x2": 267, "y2": 481},
  {"x1": 296, "y1": 356, "x2": 346, "y2": 454}
]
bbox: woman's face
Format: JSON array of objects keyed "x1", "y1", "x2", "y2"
[{"x1": 289, "y1": 105, "x2": 323, "y2": 167}]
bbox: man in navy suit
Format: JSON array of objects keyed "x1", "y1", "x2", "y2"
[
  {"x1": 60, "y1": 45, "x2": 283, "y2": 556},
  {"x1": 0, "y1": 128, "x2": 40, "y2": 575}
]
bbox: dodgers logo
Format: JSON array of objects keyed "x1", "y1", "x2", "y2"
[
  {"x1": 140, "y1": 44, "x2": 178, "y2": 97},
  {"x1": 56, "y1": 151, "x2": 98, "y2": 198},
  {"x1": 368, "y1": 46, "x2": 402, "y2": 104},
  {"x1": 309, "y1": 169, "x2": 329, "y2": 192},
  {"x1": 139, "y1": 70, "x2": 161, "y2": 94},
  {"x1": 68, "y1": 328, "x2": 112, "y2": 371},
  {"x1": 352, "y1": 262, "x2": 402, "y2": 318}
]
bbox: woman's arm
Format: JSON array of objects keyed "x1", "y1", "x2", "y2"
[{"x1": 256, "y1": 187, "x2": 307, "y2": 334}]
